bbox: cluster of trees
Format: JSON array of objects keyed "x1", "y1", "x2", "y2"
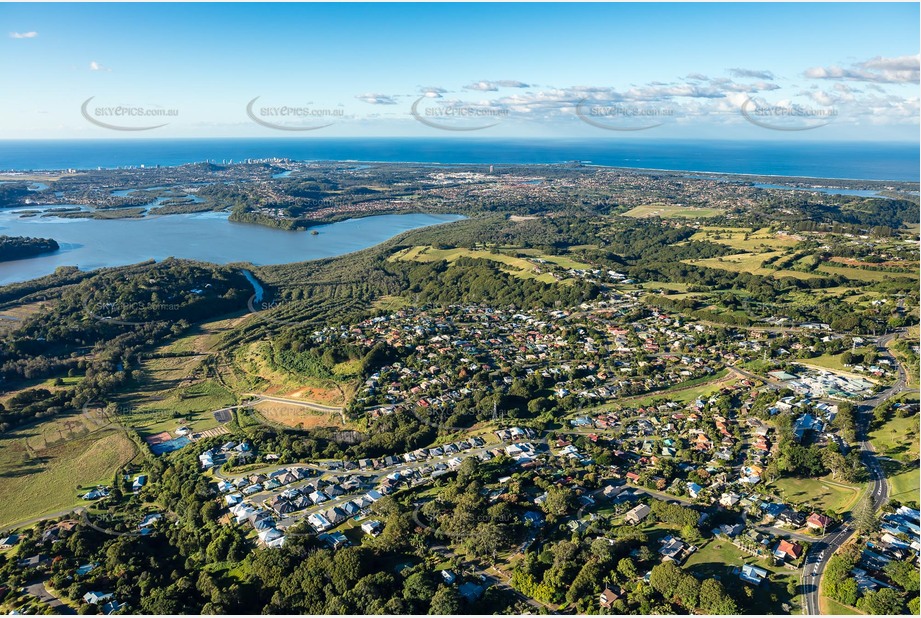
[
  {"x1": 824, "y1": 541, "x2": 917, "y2": 614},
  {"x1": 417, "y1": 458, "x2": 522, "y2": 561},
  {"x1": 511, "y1": 531, "x2": 649, "y2": 611},
  {"x1": 392, "y1": 257, "x2": 600, "y2": 308},
  {"x1": 0, "y1": 387, "x2": 72, "y2": 432},
  {"x1": 648, "y1": 561, "x2": 738, "y2": 614},
  {"x1": 769, "y1": 438, "x2": 856, "y2": 482},
  {"x1": 0, "y1": 235, "x2": 59, "y2": 262},
  {"x1": 0, "y1": 183, "x2": 29, "y2": 207},
  {"x1": 650, "y1": 500, "x2": 701, "y2": 528},
  {"x1": 0, "y1": 261, "x2": 253, "y2": 432}
]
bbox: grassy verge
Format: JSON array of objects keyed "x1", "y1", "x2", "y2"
[{"x1": 769, "y1": 476, "x2": 864, "y2": 515}]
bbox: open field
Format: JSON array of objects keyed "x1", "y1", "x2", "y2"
[
  {"x1": 0, "y1": 299, "x2": 53, "y2": 334},
  {"x1": 125, "y1": 379, "x2": 235, "y2": 438},
  {"x1": 389, "y1": 245, "x2": 569, "y2": 284},
  {"x1": 0, "y1": 376, "x2": 84, "y2": 408},
  {"x1": 371, "y1": 295, "x2": 411, "y2": 311},
  {"x1": 516, "y1": 248, "x2": 593, "y2": 270},
  {"x1": 888, "y1": 463, "x2": 920, "y2": 504},
  {"x1": 802, "y1": 347, "x2": 875, "y2": 373},
  {"x1": 769, "y1": 475, "x2": 864, "y2": 514},
  {"x1": 622, "y1": 203, "x2": 723, "y2": 218},
  {"x1": 0, "y1": 410, "x2": 138, "y2": 529},
  {"x1": 818, "y1": 264, "x2": 917, "y2": 283},
  {"x1": 869, "y1": 412, "x2": 920, "y2": 462},
  {"x1": 685, "y1": 252, "x2": 821, "y2": 280},
  {"x1": 689, "y1": 227, "x2": 802, "y2": 251},
  {"x1": 114, "y1": 314, "x2": 252, "y2": 437},
  {"x1": 640, "y1": 281, "x2": 691, "y2": 292}
]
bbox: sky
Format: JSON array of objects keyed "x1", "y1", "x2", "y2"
[{"x1": 1, "y1": 2, "x2": 919, "y2": 140}]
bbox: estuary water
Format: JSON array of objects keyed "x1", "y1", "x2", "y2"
[{"x1": 0, "y1": 210, "x2": 464, "y2": 285}]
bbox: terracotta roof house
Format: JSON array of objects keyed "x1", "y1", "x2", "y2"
[
  {"x1": 807, "y1": 513, "x2": 832, "y2": 531},
  {"x1": 773, "y1": 539, "x2": 803, "y2": 562}
]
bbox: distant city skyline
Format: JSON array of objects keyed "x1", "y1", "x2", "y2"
[{"x1": 2, "y1": 2, "x2": 918, "y2": 140}]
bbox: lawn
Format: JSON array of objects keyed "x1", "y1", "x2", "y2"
[
  {"x1": 818, "y1": 264, "x2": 915, "y2": 283},
  {"x1": 871, "y1": 409, "x2": 920, "y2": 504},
  {"x1": 869, "y1": 413, "x2": 920, "y2": 462},
  {"x1": 820, "y1": 595, "x2": 865, "y2": 615},
  {"x1": 686, "y1": 252, "x2": 822, "y2": 280},
  {"x1": 622, "y1": 203, "x2": 723, "y2": 219},
  {"x1": 802, "y1": 347, "x2": 874, "y2": 373},
  {"x1": 125, "y1": 379, "x2": 236, "y2": 438},
  {"x1": 689, "y1": 227, "x2": 802, "y2": 251},
  {"x1": 516, "y1": 249, "x2": 593, "y2": 271},
  {"x1": 769, "y1": 476, "x2": 864, "y2": 515},
  {"x1": 640, "y1": 281, "x2": 691, "y2": 292},
  {"x1": 684, "y1": 536, "x2": 802, "y2": 613},
  {"x1": 371, "y1": 295, "x2": 411, "y2": 311},
  {"x1": 888, "y1": 463, "x2": 920, "y2": 505},
  {"x1": 0, "y1": 411, "x2": 139, "y2": 529}
]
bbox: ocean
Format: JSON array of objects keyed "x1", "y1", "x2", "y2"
[{"x1": 0, "y1": 138, "x2": 918, "y2": 182}]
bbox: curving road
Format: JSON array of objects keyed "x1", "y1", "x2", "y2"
[{"x1": 801, "y1": 330, "x2": 913, "y2": 615}]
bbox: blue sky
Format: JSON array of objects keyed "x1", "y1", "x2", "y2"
[{"x1": 2, "y1": 3, "x2": 918, "y2": 140}]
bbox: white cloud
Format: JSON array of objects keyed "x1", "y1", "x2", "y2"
[
  {"x1": 356, "y1": 93, "x2": 398, "y2": 105},
  {"x1": 465, "y1": 80, "x2": 531, "y2": 91},
  {"x1": 89, "y1": 61, "x2": 111, "y2": 72},
  {"x1": 728, "y1": 68, "x2": 775, "y2": 80},
  {"x1": 419, "y1": 86, "x2": 447, "y2": 98},
  {"x1": 804, "y1": 54, "x2": 920, "y2": 84},
  {"x1": 10, "y1": 31, "x2": 37, "y2": 39}
]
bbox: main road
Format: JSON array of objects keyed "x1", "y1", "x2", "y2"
[{"x1": 801, "y1": 330, "x2": 913, "y2": 615}]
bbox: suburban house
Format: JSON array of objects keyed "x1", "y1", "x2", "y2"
[
  {"x1": 199, "y1": 450, "x2": 215, "y2": 469},
  {"x1": 806, "y1": 513, "x2": 832, "y2": 531},
  {"x1": 624, "y1": 503, "x2": 651, "y2": 525},
  {"x1": 659, "y1": 536, "x2": 695, "y2": 563},
  {"x1": 777, "y1": 508, "x2": 807, "y2": 528},
  {"x1": 739, "y1": 564, "x2": 768, "y2": 585},
  {"x1": 83, "y1": 591, "x2": 115, "y2": 605},
  {"x1": 720, "y1": 492, "x2": 740, "y2": 508},
  {"x1": 599, "y1": 584, "x2": 623, "y2": 609},
  {"x1": 361, "y1": 520, "x2": 383, "y2": 536},
  {"x1": 773, "y1": 539, "x2": 803, "y2": 562},
  {"x1": 138, "y1": 513, "x2": 163, "y2": 530},
  {"x1": 0, "y1": 534, "x2": 19, "y2": 549}
]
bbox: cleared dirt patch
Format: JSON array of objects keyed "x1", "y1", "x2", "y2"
[{"x1": 254, "y1": 402, "x2": 349, "y2": 430}]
